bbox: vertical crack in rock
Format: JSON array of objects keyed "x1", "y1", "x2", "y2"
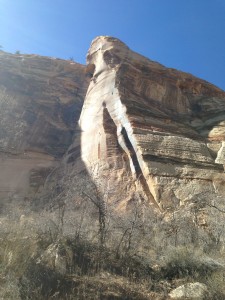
[
  {"x1": 119, "y1": 126, "x2": 161, "y2": 210},
  {"x1": 117, "y1": 126, "x2": 136, "y2": 176},
  {"x1": 102, "y1": 104, "x2": 124, "y2": 159}
]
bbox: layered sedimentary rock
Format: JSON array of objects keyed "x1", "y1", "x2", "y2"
[
  {"x1": 1, "y1": 37, "x2": 225, "y2": 213},
  {"x1": 0, "y1": 51, "x2": 89, "y2": 208},
  {"x1": 78, "y1": 36, "x2": 225, "y2": 210}
]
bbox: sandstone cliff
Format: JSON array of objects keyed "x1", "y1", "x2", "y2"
[
  {"x1": 77, "y1": 36, "x2": 225, "y2": 211},
  {"x1": 1, "y1": 37, "x2": 225, "y2": 215},
  {"x1": 0, "y1": 51, "x2": 89, "y2": 210},
  {"x1": 1, "y1": 37, "x2": 225, "y2": 300}
]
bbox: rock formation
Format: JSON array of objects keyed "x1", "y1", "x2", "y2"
[
  {"x1": 169, "y1": 282, "x2": 208, "y2": 299},
  {"x1": 0, "y1": 51, "x2": 89, "y2": 210},
  {"x1": 1, "y1": 36, "x2": 225, "y2": 214},
  {"x1": 2, "y1": 37, "x2": 225, "y2": 300},
  {"x1": 77, "y1": 36, "x2": 225, "y2": 211}
]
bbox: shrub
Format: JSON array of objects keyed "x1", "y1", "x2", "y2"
[
  {"x1": 205, "y1": 271, "x2": 225, "y2": 300},
  {"x1": 161, "y1": 246, "x2": 218, "y2": 280}
]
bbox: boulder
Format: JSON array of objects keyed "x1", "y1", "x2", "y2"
[{"x1": 169, "y1": 282, "x2": 208, "y2": 299}]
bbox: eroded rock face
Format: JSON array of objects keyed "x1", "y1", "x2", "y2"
[
  {"x1": 0, "y1": 51, "x2": 89, "y2": 209},
  {"x1": 169, "y1": 282, "x2": 208, "y2": 299},
  {"x1": 78, "y1": 36, "x2": 225, "y2": 211},
  {"x1": 1, "y1": 37, "x2": 225, "y2": 214}
]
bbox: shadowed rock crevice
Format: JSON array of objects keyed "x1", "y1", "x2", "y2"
[
  {"x1": 102, "y1": 105, "x2": 124, "y2": 158},
  {"x1": 120, "y1": 126, "x2": 160, "y2": 209},
  {"x1": 102, "y1": 101, "x2": 161, "y2": 209}
]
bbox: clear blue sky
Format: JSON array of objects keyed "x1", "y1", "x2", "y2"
[{"x1": 0, "y1": 0, "x2": 225, "y2": 90}]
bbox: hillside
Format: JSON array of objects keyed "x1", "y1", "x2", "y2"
[{"x1": 0, "y1": 37, "x2": 225, "y2": 299}]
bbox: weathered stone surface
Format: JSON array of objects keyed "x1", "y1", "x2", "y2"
[
  {"x1": 1, "y1": 37, "x2": 225, "y2": 214},
  {"x1": 2, "y1": 36, "x2": 225, "y2": 300},
  {"x1": 0, "y1": 51, "x2": 89, "y2": 209},
  {"x1": 78, "y1": 36, "x2": 225, "y2": 210},
  {"x1": 169, "y1": 282, "x2": 208, "y2": 299}
]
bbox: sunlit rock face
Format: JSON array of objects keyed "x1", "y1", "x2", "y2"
[
  {"x1": 0, "y1": 51, "x2": 89, "y2": 209},
  {"x1": 79, "y1": 36, "x2": 225, "y2": 210},
  {"x1": 1, "y1": 37, "x2": 225, "y2": 213}
]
